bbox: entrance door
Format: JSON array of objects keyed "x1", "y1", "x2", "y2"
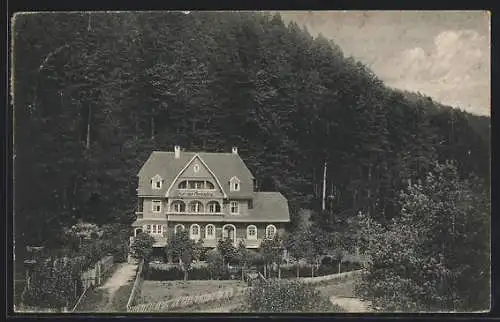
[{"x1": 223, "y1": 225, "x2": 235, "y2": 241}]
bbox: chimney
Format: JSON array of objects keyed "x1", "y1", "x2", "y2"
[
  {"x1": 232, "y1": 147, "x2": 238, "y2": 155},
  {"x1": 174, "y1": 145, "x2": 181, "y2": 159}
]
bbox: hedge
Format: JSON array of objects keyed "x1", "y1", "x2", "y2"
[
  {"x1": 145, "y1": 262, "x2": 362, "y2": 281},
  {"x1": 146, "y1": 265, "x2": 230, "y2": 281}
]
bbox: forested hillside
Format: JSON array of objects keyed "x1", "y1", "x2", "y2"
[{"x1": 13, "y1": 12, "x2": 490, "y2": 248}]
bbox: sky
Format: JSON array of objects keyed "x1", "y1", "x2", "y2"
[{"x1": 279, "y1": 11, "x2": 490, "y2": 116}]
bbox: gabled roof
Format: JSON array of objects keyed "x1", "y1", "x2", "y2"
[{"x1": 137, "y1": 151, "x2": 254, "y2": 198}]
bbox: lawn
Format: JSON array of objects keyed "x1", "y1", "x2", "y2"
[{"x1": 139, "y1": 280, "x2": 246, "y2": 304}]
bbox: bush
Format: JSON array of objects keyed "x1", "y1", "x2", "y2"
[{"x1": 236, "y1": 279, "x2": 344, "y2": 312}]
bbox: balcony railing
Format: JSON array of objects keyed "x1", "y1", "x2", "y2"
[{"x1": 166, "y1": 211, "x2": 224, "y2": 215}]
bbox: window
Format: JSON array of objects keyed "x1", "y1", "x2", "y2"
[
  {"x1": 247, "y1": 225, "x2": 257, "y2": 240},
  {"x1": 189, "y1": 201, "x2": 204, "y2": 213},
  {"x1": 230, "y1": 176, "x2": 240, "y2": 192},
  {"x1": 170, "y1": 200, "x2": 186, "y2": 213},
  {"x1": 190, "y1": 224, "x2": 200, "y2": 240},
  {"x1": 206, "y1": 181, "x2": 215, "y2": 189},
  {"x1": 205, "y1": 224, "x2": 215, "y2": 239},
  {"x1": 174, "y1": 224, "x2": 185, "y2": 234},
  {"x1": 178, "y1": 181, "x2": 187, "y2": 189},
  {"x1": 230, "y1": 201, "x2": 239, "y2": 214},
  {"x1": 207, "y1": 201, "x2": 221, "y2": 213},
  {"x1": 146, "y1": 224, "x2": 162, "y2": 235},
  {"x1": 151, "y1": 175, "x2": 163, "y2": 190},
  {"x1": 265, "y1": 225, "x2": 277, "y2": 239},
  {"x1": 193, "y1": 164, "x2": 200, "y2": 173},
  {"x1": 152, "y1": 200, "x2": 162, "y2": 213}
]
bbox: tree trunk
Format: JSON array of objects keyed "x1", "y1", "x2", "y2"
[
  {"x1": 151, "y1": 116, "x2": 155, "y2": 139},
  {"x1": 241, "y1": 267, "x2": 245, "y2": 281},
  {"x1": 278, "y1": 264, "x2": 281, "y2": 280},
  {"x1": 184, "y1": 269, "x2": 188, "y2": 281},
  {"x1": 264, "y1": 264, "x2": 267, "y2": 279},
  {"x1": 338, "y1": 261, "x2": 341, "y2": 274},
  {"x1": 311, "y1": 265, "x2": 314, "y2": 278},
  {"x1": 322, "y1": 161, "x2": 327, "y2": 211},
  {"x1": 86, "y1": 105, "x2": 91, "y2": 149},
  {"x1": 296, "y1": 264, "x2": 300, "y2": 278}
]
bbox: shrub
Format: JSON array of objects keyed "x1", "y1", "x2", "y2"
[
  {"x1": 131, "y1": 232, "x2": 155, "y2": 262},
  {"x1": 236, "y1": 279, "x2": 344, "y2": 312},
  {"x1": 23, "y1": 258, "x2": 81, "y2": 310}
]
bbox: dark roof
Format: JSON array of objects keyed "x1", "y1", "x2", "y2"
[
  {"x1": 243, "y1": 192, "x2": 290, "y2": 222},
  {"x1": 137, "y1": 151, "x2": 254, "y2": 197}
]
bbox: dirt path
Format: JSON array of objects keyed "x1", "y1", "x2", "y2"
[
  {"x1": 99, "y1": 262, "x2": 137, "y2": 311},
  {"x1": 329, "y1": 296, "x2": 372, "y2": 312}
]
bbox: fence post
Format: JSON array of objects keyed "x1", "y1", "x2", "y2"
[{"x1": 97, "y1": 263, "x2": 101, "y2": 286}]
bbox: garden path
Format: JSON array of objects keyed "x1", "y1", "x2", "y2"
[
  {"x1": 329, "y1": 296, "x2": 372, "y2": 312},
  {"x1": 99, "y1": 262, "x2": 137, "y2": 311}
]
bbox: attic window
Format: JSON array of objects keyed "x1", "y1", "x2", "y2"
[
  {"x1": 193, "y1": 164, "x2": 200, "y2": 173},
  {"x1": 230, "y1": 176, "x2": 240, "y2": 192},
  {"x1": 151, "y1": 175, "x2": 163, "y2": 190}
]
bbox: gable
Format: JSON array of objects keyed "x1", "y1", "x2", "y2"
[
  {"x1": 166, "y1": 155, "x2": 227, "y2": 198},
  {"x1": 181, "y1": 159, "x2": 212, "y2": 178}
]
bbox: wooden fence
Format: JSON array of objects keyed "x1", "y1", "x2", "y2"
[
  {"x1": 80, "y1": 255, "x2": 115, "y2": 290},
  {"x1": 299, "y1": 269, "x2": 363, "y2": 284},
  {"x1": 70, "y1": 255, "x2": 115, "y2": 312},
  {"x1": 126, "y1": 259, "x2": 144, "y2": 311}
]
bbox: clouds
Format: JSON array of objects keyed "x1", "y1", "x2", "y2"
[
  {"x1": 385, "y1": 29, "x2": 490, "y2": 115},
  {"x1": 280, "y1": 11, "x2": 490, "y2": 116}
]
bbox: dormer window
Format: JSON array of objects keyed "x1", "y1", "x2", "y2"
[
  {"x1": 151, "y1": 175, "x2": 163, "y2": 190},
  {"x1": 230, "y1": 176, "x2": 241, "y2": 192}
]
